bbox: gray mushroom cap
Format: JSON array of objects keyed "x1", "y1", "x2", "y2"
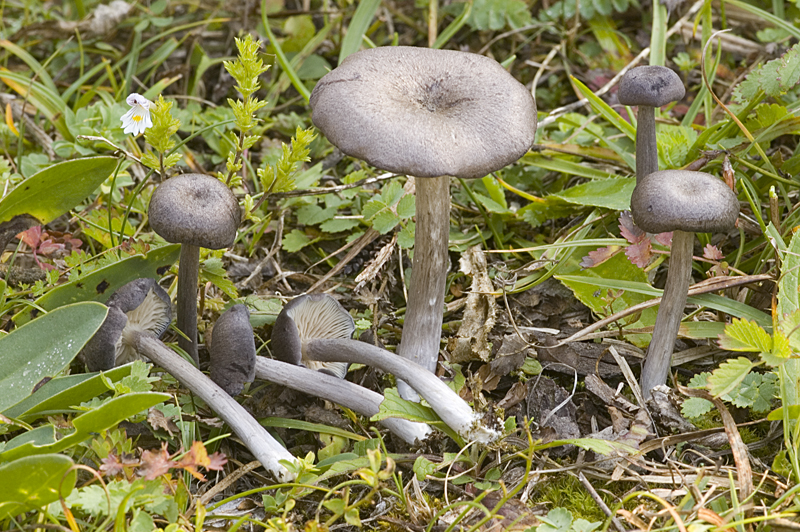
[
  {"x1": 271, "y1": 294, "x2": 355, "y2": 379},
  {"x1": 630, "y1": 170, "x2": 739, "y2": 234},
  {"x1": 310, "y1": 46, "x2": 537, "y2": 179},
  {"x1": 618, "y1": 66, "x2": 685, "y2": 108},
  {"x1": 80, "y1": 278, "x2": 172, "y2": 371},
  {"x1": 209, "y1": 304, "x2": 256, "y2": 396},
  {"x1": 148, "y1": 174, "x2": 241, "y2": 249}
]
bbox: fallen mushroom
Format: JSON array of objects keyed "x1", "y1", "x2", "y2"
[
  {"x1": 81, "y1": 279, "x2": 297, "y2": 481},
  {"x1": 618, "y1": 66, "x2": 685, "y2": 182},
  {"x1": 271, "y1": 294, "x2": 354, "y2": 379},
  {"x1": 148, "y1": 173, "x2": 241, "y2": 365},
  {"x1": 310, "y1": 46, "x2": 537, "y2": 401},
  {"x1": 272, "y1": 294, "x2": 499, "y2": 443},
  {"x1": 630, "y1": 170, "x2": 739, "y2": 398},
  {"x1": 80, "y1": 278, "x2": 172, "y2": 371},
  {"x1": 208, "y1": 304, "x2": 256, "y2": 396}
]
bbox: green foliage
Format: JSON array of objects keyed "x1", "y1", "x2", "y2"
[
  {"x1": 0, "y1": 454, "x2": 77, "y2": 521},
  {"x1": 258, "y1": 126, "x2": 315, "y2": 195},
  {"x1": 141, "y1": 95, "x2": 182, "y2": 171},
  {"x1": 529, "y1": 508, "x2": 602, "y2": 532},
  {"x1": 361, "y1": 180, "x2": 415, "y2": 235},
  {"x1": 463, "y1": 0, "x2": 532, "y2": 31},
  {"x1": 733, "y1": 42, "x2": 800, "y2": 102}
]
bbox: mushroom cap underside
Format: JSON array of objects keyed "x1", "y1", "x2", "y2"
[
  {"x1": 618, "y1": 65, "x2": 685, "y2": 107},
  {"x1": 149, "y1": 173, "x2": 241, "y2": 249},
  {"x1": 310, "y1": 46, "x2": 537, "y2": 179},
  {"x1": 630, "y1": 170, "x2": 739, "y2": 234}
]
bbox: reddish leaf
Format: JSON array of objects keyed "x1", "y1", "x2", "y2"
[
  {"x1": 625, "y1": 239, "x2": 653, "y2": 268},
  {"x1": 580, "y1": 245, "x2": 621, "y2": 268},
  {"x1": 703, "y1": 244, "x2": 724, "y2": 261},
  {"x1": 139, "y1": 446, "x2": 175, "y2": 480},
  {"x1": 619, "y1": 212, "x2": 646, "y2": 244},
  {"x1": 654, "y1": 231, "x2": 673, "y2": 247},
  {"x1": 100, "y1": 453, "x2": 125, "y2": 477},
  {"x1": 207, "y1": 452, "x2": 228, "y2": 471},
  {"x1": 17, "y1": 226, "x2": 43, "y2": 249}
]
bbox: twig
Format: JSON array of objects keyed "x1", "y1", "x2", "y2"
[{"x1": 577, "y1": 472, "x2": 627, "y2": 532}]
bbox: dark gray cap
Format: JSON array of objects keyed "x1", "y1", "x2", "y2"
[
  {"x1": 618, "y1": 66, "x2": 685, "y2": 107},
  {"x1": 310, "y1": 46, "x2": 537, "y2": 179},
  {"x1": 209, "y1": 304, "x2": 256, "y2": 396},
  {"x1": 271, "y1": 294, "x2": 355, "y2": 379},
  {"x1": 630, "y1": 170, "x2": 739, "y2": 233},
  {"x1": 149, "y1": 174, "x2": 241, "y2": 249},
  {"x1": 80, "y1": 278, "x2": 172, "y2": 371}
]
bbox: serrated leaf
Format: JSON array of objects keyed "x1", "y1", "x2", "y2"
[
  {"x1": 398, "y1": 222, "x2": 415, "y2": 249},
  {"x1": 718, "y1": 318, "x2": 772, "y2": 353},
  {"x1": 681, "y1": 397, "x2": 714, "y2": 418},
  {"x1": 396, "y1": 194, "x2": 415, "y2": 219},
  {"x1": 361, "y1": 199, "x2": 388, "y2": 222},
  {"x1": 320, "y1": 218, "x2": 361, "y2": 233},
  {"x1": 282, "y1": 229, "x2": 312, "y2": 252},
  {"x1": 371, "y1": 210, "x2": 400, "y2": 234},
  {"x1": 707, "y1": 357, "x2": 757, "y2": 398},
  {"x1": 296, "y1": 204, "x2": 336, "y2": 226},
  {"x1": 763, "y1": 329, "x2": 791, "y2": 367}
]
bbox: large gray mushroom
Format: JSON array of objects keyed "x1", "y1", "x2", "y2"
[
  {"x1": 618, "y1": 66, "x2": 685, "y2": 182},
  {"x1": 149, "y1": 173, "x2": 241, "y2": 365},
  {"x1": 310, "y1": 46, "x2": 537, "y2": 401},
  {"x1": 631, "y1": 170, "x2": 739, "y2": 398},
  {"x1": 80, "y1": 278, "x2": 171, "y2": 371}
]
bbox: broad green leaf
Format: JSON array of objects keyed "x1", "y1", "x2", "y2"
[
  {"x1": 282, "y1": 229, "x2": 312, "y2": 252},
  {"x1": 0, "y1": 392, "x2": 169, "y2": 462},
  {"x1": 3, "y1": 364, "x2": 134, "y2": 420},
  {"x1": 0, "y1": 156, "x2": 118, "y2": 224},
  {"x1": 681, "y1": 397, "x2": 714, "y2": 418},
  {"x1": 320, "y1": 218, "x2": 361, "y2": 233},
  {"x1": 776, "y1": 227, "x2": 800, "y2": 414},
  {"x1": 763, "y1": 330, "x2": 792, "y2": 367},
  {"x1": 372, "y1": 387, "x2": 440, "y2": 424},
  {"x1": 413, "y1": 456, "x2": 437, "y2": 480},
  {"x1": 0, "y1": 454, "x2": 76, "y2": 520},
  {"x1": 707, "y1": 357, "x2": 757, "y2": 398},
  {"x1": 553, "y1": 178, "x2": 635, "y2": 211},
  {"x1": 767, "y1": 405, "x2": 800, "y2": 421},
  {"x1": 14, "y1": 244, "x2": 180, "y2": 325},
  {"x1": 338, "y1": 0, "x2": 381, "y2": 64},
  {"x1": 396, "y1": 194, "x2": 416, "y2": 218},
  {"x1": 0, "y1": 302, "x2": 107, "y2": 412},
  {"x1": 718, "y1": 318, "x2": 773, "y2": 353}
]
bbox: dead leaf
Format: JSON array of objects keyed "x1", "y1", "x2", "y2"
[
  {"x1": 448, "y1": 246, "x2": 497, "y2": 363},
  {"x1": 147, "y1": 407, "x2": 180, "y2": 436}
]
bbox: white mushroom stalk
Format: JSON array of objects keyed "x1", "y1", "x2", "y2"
[
  {"x1": 129, "y1": 331, "x2": 297, "y2": 481},
  {"x1": 253, "y1": 357, "x2": 431, "y2": 445},
  {"x1": 302, "y1": 338, "x2": 500, "y2": 443},
  {"x1": 310, "y1": 46, "x2": 537, "y2": 402}
]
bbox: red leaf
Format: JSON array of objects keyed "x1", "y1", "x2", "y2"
[
  {"x1": 654, "y1": 231, "x2": 673, "y2": 247},
  {"x1": 100, "y1": 453, "x2": 125, "y2": 477},
  {"x1": 580, "y1": 245, "x2": 621, "y2": 268},
  {"x1": 206, "y1": 452, "x2": 228, "y2": 471},
  {"x1": 703, "y1": 244, "x2": 724, "y2": 261},
  {"x1": 139, "y1": 446, "x2": 176, "y2": 481},
  {"x1": 17, "y1": 226, "x2": 42, "y2": 249},
  {"x1": 619, "y1": 212, "x2": 646, "y2": 244},
  {"x1": 625, "y1": 239, "x2": 653, "y2": 268}
]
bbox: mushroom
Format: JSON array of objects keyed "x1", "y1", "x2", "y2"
[
  {"x1": 310, "y1": 46, "x2": 537, "y2": 401},
  {"x1": 208, "y1": 304, "x2": 256, "y2": 396},
  {"x1": 148, "y1": 173, "x2": 241, "y2": 365},
  {"x1": 630, "y1": 170, "x2": 739, "y2": 398},
  {"x1": 617, "y1": 66, "x2": 685, "y2": 182},
  {"x1": 81, "y1": 279, "x2": 297, "y2": 481},
  {"x1": 271, "y1": 294, "x2": 354, "y2": 379},
  {"x1": 271, "y1": 294, "x2": 499, "y2": 443},
  {"x1": 80, "y1": 278, "x2": 172, "y2": 371}
]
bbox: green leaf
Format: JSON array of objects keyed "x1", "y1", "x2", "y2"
[
  {"x1": 467, "y1": 0, "x2": 532, "y2": 30},
  {"x1": 763, "y1": 330, "x2": 791, "y2": 367},
  {"x1": 201, "y1": 257, "x2": 238, "y2": 299},
  {"x1": 282, "y1": 229, "x2": 312, "y2": 252},
  {"x1": 553, "y1": 178, "x2": 635, "y2": 211},
  {"x1": 259, "y1": 417, "x2": 367, "y2": 441},
  {"x1": 571, "y1": 77, "x2": 636, "y2": 140},
  {"x1": 398, "y1": 222, "x2": 415, "y2": 249},
  {"x1": 413, "y1": 456, "x2": 437, "y2": 481},
  {"x1": 3, "y1": 364, "x2": 134, "y2": 420},
  {"x1": 707, "y1": 357, "x2": 757, "y2": 399},
  {"x1": 320, "y1": 218, "x2": 361, "y2": 233},
  {"x1": 372, "y1": 388, "x2": 441, "y2": 424},
  {"x1": 296, "y1": 204, "x2": 337, "y2": 226},
  {"x1": 338, "y1": 0, "x2": 381, "y2": 64},
  {"x1": 681, "y1": 397, "x2": 714, "y2": 418},
  {"x1": 13, "y1": 244, "x2": 181, "y2": 325},
  {"x1": 0, "y1": 302, "x2": 107, "y2": 412},
  {"x1": 538, "y1": 507, "x2": 574, "y2": 532},
  {"x1": 371, "y1": 210, "x2": 400, "y2": 234},
  {"x1": 396, "y1": 194, "x2": 416, "y2": 219},
  {"x1": 0, "y1": 392, "x2": 169, "y2": 462},
  {"x1": 0, "y1": 156, "x2": 118, "y2": 225},
  {"x1": 718, "y1": 318, "x2": 773, "y2": 353},
  {"x1": 0, "y1": 454, "x2": 76, "y2": 520}
]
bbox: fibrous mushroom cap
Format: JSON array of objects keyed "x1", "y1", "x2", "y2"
[
  {"x1": 80, "y1": 278, "x2": 173, "y2": 370},
  {"x1": 618, "y1": 66, "x2": 685, "y2": 107},
  {"x1": 149, "y1": 174, "x2": 241, "y2": 249},
  {"x1": 310, "y1": 46, "x2": 537, "y2": 179},
  {"x1": 271, "y1": 294, "x2": 355, "y2": 378},
  {"x1": 630, "y1": 170, "x2": 739, "y2": 234},
  {"x1": 209, "y1": 304, "x2": 256, "y2": 396}
]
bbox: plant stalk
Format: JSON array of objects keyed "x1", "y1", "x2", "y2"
[
  {"x1": 635, "y1": 106, "x2": 658, "y2": 183},
  {"x1": 177, "y1": 243, "x2": 200, "y2": 365}
]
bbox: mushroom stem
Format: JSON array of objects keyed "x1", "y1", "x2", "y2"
[
  {"x1": 396, "y1": 176, "x2": 451, "y2": 401},
  {"x1": 635, "y1": 107, "x2": 658, "y2": 183},
  {"x1": 253, "y1": 357, "x2": 431, "y2": 445},
  {"x1": 176, "y1": 243, "x2": 200, "y2": 365},
  {"x1": 640, "y1": 230, "x2": 694, "y2": 399},
  {"x1": 303, "y1": 338, "x2": 499, "y2": 443},
  {"x1": 128, "y1": 331, "x2": 297, "y2": 481}
]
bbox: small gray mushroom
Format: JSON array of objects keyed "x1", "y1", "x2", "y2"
[
  {"x1": 209, "y1": 304, "x2": 256, "y2": 396},
  {"x1": 310, "y1": 46, "x2": 537, "y2": 401},
  {"x1": 80, "y1": 278, "x2": 172, "y2": 371},
  {"x1": 271, "y1": 294, "x2": 354, "y2": 379},
  {"x1": 631, "y1": 170, "x2": 739, "y2": 398},
  {"x1": 618, "y1": 66, "x2": 685, "y2": 182},
  {"x1": 149, "y1": 173, "x2": 241, "y2": 364}
]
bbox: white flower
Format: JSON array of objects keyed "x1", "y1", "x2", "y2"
[{"x1": 120, "y1": 93, "x2": 153, "y2": 136}]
